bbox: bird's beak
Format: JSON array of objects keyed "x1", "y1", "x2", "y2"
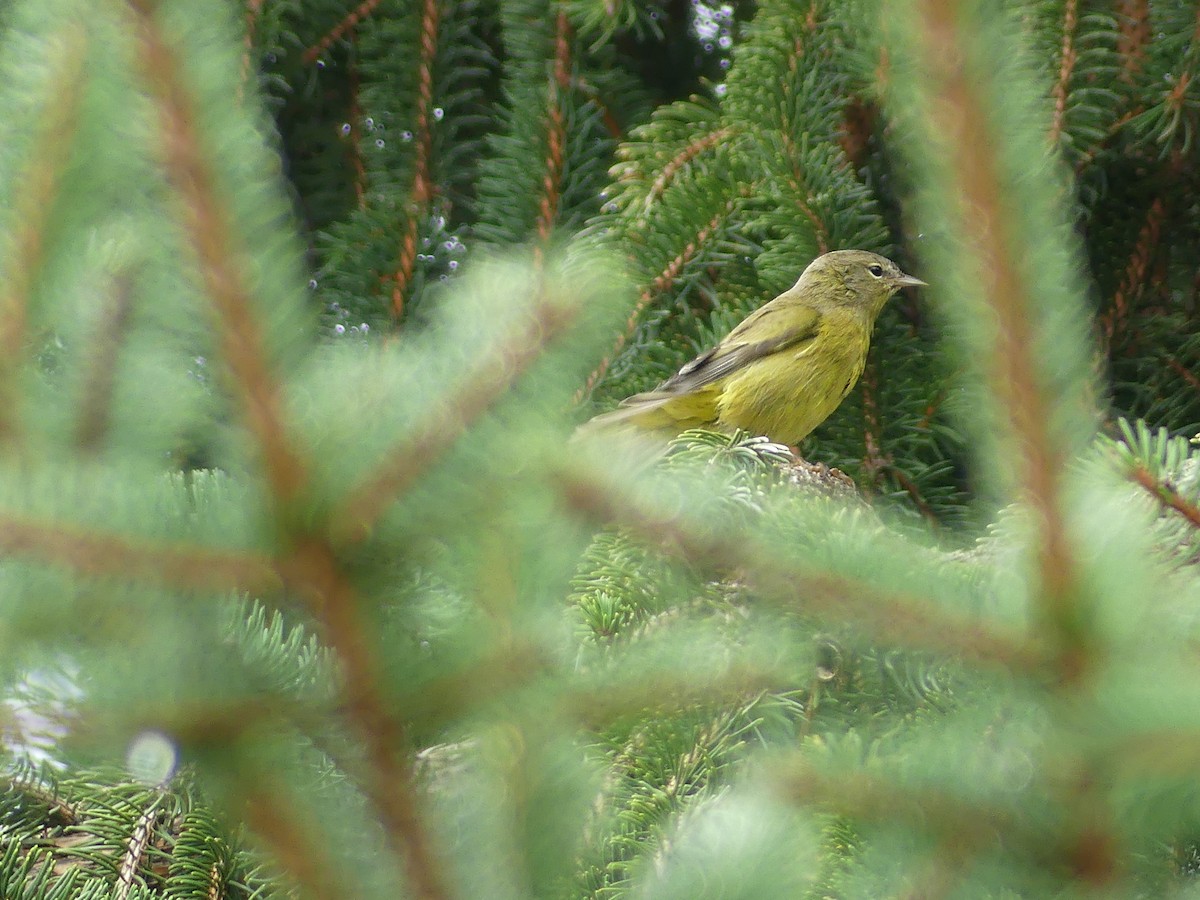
[{"x1": 895, "y1": 273, "x2": 927, "y2": 288}]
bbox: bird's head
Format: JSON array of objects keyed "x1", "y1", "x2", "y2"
[{"x1": 800, "y1": 249, "x2": 926, "y2": 318}]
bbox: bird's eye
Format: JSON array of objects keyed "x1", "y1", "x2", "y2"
[{"x1": 868, "y1": 264, "x2": 884, "y2": 277}]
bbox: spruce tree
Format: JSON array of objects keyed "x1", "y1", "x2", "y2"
[{"x1": 0, "y1": 0, "x2": 1199, "y2": 898}]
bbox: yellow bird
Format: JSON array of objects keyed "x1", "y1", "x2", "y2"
[{"x1": 584, "y1": 250, "x2": 925, "y2": 446}]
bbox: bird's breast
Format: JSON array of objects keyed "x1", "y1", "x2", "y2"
[{"x1": 715, "y1": 315, "x2": 872, "y2": 444}]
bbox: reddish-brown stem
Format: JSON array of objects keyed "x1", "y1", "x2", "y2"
[
  {"x1": 1129, "y1": 463, "x2": 1200, "y2": 529},
  {"x1": 571, "y1": 75, "x2": 624, "y2": 139},
  {"x1": 301, "y1": 0, "x2": 384, "y2": 66},
  {"x1": 913, "y1": 0, "x2": 1111, "y2": 882},
  {"x1": 575, "y1": 197, "x2": 740, "y2": 403},
  {"x1": 1116, "y1": 0, "x2": 1151, "y2": 81},
  {"x1": 1101, "y1": 196, "x2": 1164, "y2": 346},
  {"x1": 860, "y1": 358, "x2": 885, "y2": 488},
  {"x1": 913, "y1": 0, "x2": 1079, "y2": 678},
  {"x1": 279, "y1": 540, "x2": 452, "y2": 900},
  {"x1": 1049, "y1": 0, "x2": 1078, "y2": 145},
  {"x1": 533, "y1": 7, "x2": 573, "y2": 262},
  {"x1": 0, "y1": 512, "x2": 280, "y2": 594},
  {"x1": 638, "y1": 126, "x2": 733, "y2": 221},
  {"x1": 333, "y1": 291, "x2": 580, "y2": 541},
  {"x1": 1166, "y1": 356, "x2": 1200, "y2": 398},
  {"x1": 128, "y1": 0, "x2": 306, "y2": 509},
  {"x1": 391, "y1": 0, "x2": 441, "y2": 321},
  {"x1": 242, "y1": 780, "x2": 344, "y2": 900},
  {"x1": 127, "y1": 17, "x2": 450, "y2": 888},
  {"x1": 776, "y1": 7, "x2": 830, "y2": 253},
  {"x1": 780, "y1": 131, "x2": 831, "y2": 253}
]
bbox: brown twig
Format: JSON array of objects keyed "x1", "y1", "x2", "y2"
[
  {"x1": 1049, "y1": 0, "x2": 1078, "y2": 146},
  {"x1": 1115, "y1": 0, "x2": 1150, "y2": 82},
  {"x1": 1100, "y1": 196, "x2": 1164, "y2": 346},
  {"x1": 1166, "y1": 356, "x2": 1200, "y2": 398},
  {"x1": 574, "y1": 197, "x2": 740, "y2": 403},
  {"x1": 571, "y1": 75, "x2": 624, "y2": 140},
  {"x1": 129, "y1": 7, "x2": 454, "y2": 897},
  {"x1": 115, "y1": 798, "x2": 160, "y2": 900},
  {"x1": 857, "y1": 359, "x2": 938, "y2": 524},
  {"x1": 128, "y1": 0, "x2": 306, "y2": 509},
  {"x1": 0, "y1": 23, "x2": 88, "y2": 447},
  {"x1": 333, "y1": 290, "x2": 581, "y2": 541},
  {"x1": 780, "y1": 130, "x2": 831, "y2": 253},
  {"x1": 279, "y1": 540, "x2": 452, "y2": 900},
  {"x1": 301, "y1": 0, "x2": 384, "y2": 66},
  {"x1": 912, "y1": 0, "x2": 1079, "y2": 680},
  {"x1": 0, "y1": 512, "x2": 280, "y2": 594},
  {"x1": 1129, "y1": 463, "x2": 1200, "y2": 529},
  {"x1": 391, "y1": 0, "x2": 441, "y2": 321},
  {"x1": 911, "y1": 1, "x2": 1116, "y2": 882},
  {"x1": 638, "y1": 126, "x2": 733, "y2": 222},
  {"x1": 241, "y1": 779, "x2": 344, "y2": 900},
  {"x1": 533, "y1": 7, "x2": 573, "y2": 265},
  {"x1": 860, "y1": 357, "x2": 886, "y2": 489}
]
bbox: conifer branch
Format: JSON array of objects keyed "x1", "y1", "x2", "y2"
[
  {"x1": 1129, "y1": 463, "x2": 1200, "y2": 529},
  {"x1": 334, "y1": 289, "x2": 580, "y2": 540},
  {"x1": 912, "y1": 1, "x2": 1079, "y2": 679},
  {"x1": 1101, "y1": 195, "x2": 1164, "y2": 346},
  {"x1": 554, "y1": 465, "x2": 1042, "y2": 670},
  {"x1": 573, "y1": 74, "x2": 625, "y2": 140},
  {"x1": 862, "y1": 362, "x2": 939, "y2": 525},
  {"x1": 301, "y1": 0, "x2": 383, "y2": 65},
  {"x1": 567, "y1": 671, "x2": 784, "y2": 729},
  {"x1": 533, "y1": 7, "x2": 574, "y2": 260},
  {"x1": 128, "y1": 0, "x2": 307, "y2": 508},
  {"x1": 774, "y1": 760, "x2": 1032, "y2": 872},
  {"x1": 1115, "y1": 0, "x2": 1150, "y2": 81},
  {"x1": 638, "y1": 126, "x2": 733, "y2": 222},
  {"x1": 279, "y1": 538, "x2": 452, "y2": 900},
  {"x1": 576, "y1": 197, "x2": 739, "y2": 402},
  {"x1": 860, "y1": 357, "x2": 886, "y2": 488},
  {"x1": 864, "y1": 362, "x2": 945, "y2": 520},
  {"x1": 241, "y1": 780, "x2": 344, "y2": 900},
  {"x1": 0, "y1": 513, "x2": 281, "y2": 594},
  {"x1": 115, "y1": 798, "x2": 160, "y2": 900},
  {"x1": 0, "y1": 23, "x2": 88, "y2": 447},
  {"x1": 74, "y1": 271, "x2": 135, "y2": 454},
  {"x1": 1166, "y1": 357, "x2": 1200, "y2": 399},
  {"x1": 780, "y1": 132, "x2": 831, "y2": 252},
  {"x1": 390, "y1": 0, "x2": 442, "y2": 322},
  {"x1": 1049, "y1": 0, "x2": 1079, "y2": 145}
]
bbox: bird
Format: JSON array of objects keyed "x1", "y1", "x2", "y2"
[{"x1": 582, "y1": 249, "x2": 925, "y2": 446}]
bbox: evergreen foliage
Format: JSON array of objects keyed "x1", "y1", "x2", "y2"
[{"x1": 0, "y1": 0, "x2": 1198, "y2": 898}]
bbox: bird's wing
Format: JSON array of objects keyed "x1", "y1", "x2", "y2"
[
  {"x1": 579, "y1": 305, "x2": 821, "y2": 433},
  {"x1": 652, "y1": 303, "x2": 822, "y2": 396}
]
